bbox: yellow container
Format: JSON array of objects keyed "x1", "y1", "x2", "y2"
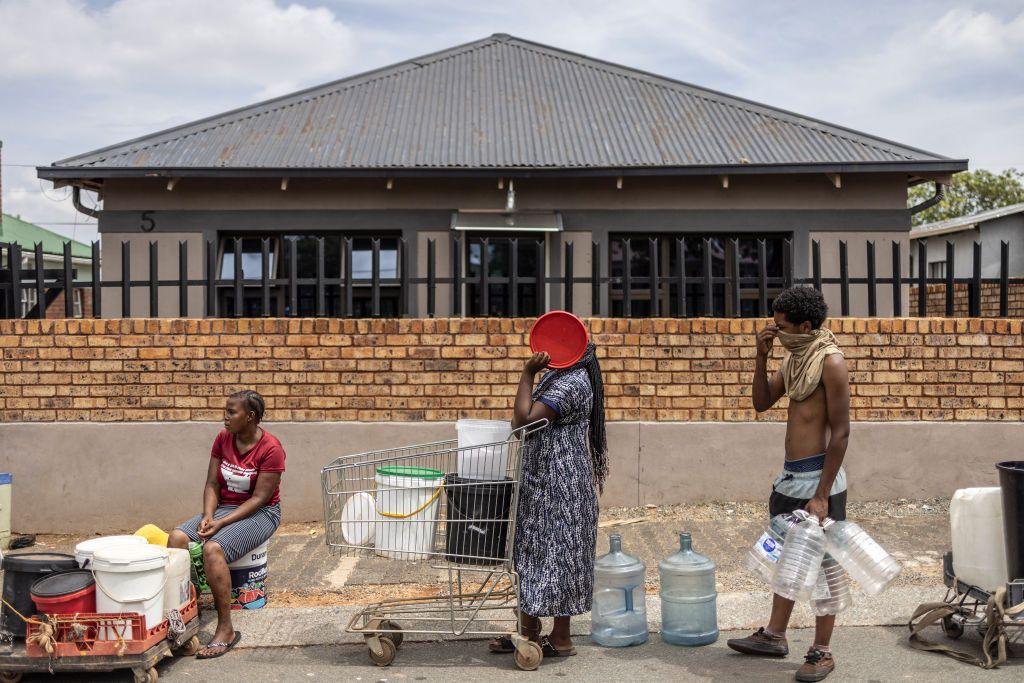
[{"x1": 134, "y1": 524, "x2": 169, "y2": 547}]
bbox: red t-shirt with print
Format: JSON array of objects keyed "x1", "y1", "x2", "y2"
[{"x1": 212, "y1": 428, "x2": 285, "y2": 507}]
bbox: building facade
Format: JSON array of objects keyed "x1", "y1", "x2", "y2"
[{"x1": 38, "y1": 34, "x2": 967, "y2": 319}]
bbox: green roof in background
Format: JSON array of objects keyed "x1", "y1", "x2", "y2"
[{"x1": 0, "y1": 213, "x2": 91, "y2": 259}]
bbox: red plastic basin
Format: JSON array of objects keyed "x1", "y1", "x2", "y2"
[{"x1": 529, "y1": 311, "x2": 589, "y2": 369}]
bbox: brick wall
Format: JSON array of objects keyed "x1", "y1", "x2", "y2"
[
  {"x1": 0, "y1": 317, "x2": 1021, "y2": 423},
  {"x1": 910, "y1": 283, "x2": 1024, "y2": 317}
]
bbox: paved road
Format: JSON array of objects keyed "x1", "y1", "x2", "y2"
[{"x1": 26, "y1": 627, "x2": 1023, "y2": 682}]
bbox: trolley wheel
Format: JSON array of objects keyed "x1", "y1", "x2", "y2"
[
  {"x1": 0, "y1": 672, "x2": 23, "y2": 683},
  {"x1": 513, "y1": 640, "x2": 543, "y2": 671},
  {"x1": 368, "y1": 636, "x2": 397, "y2": 667},
  {"x1": 380, "y1": 620, "x2": 404, "y2": 649},
  {"x1": 179, "y1": 635, "x2": 202, "y2": 656},
  {"x1": 942, "y1": 615, "x2": 964, "y2": 640},
  {"x1": 133, "y1": 667, "x2": 159, "y2": 683}
]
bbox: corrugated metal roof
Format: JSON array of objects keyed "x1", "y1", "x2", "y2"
[
  {"x1": 0, "y1": 213, "x2": 92, "y2": 258},
  {"x1": 46, "y1": 34, "x2": 962, "y2": 173},
  {"x1": 910, "y1": 201, "x2": 1024, "y2": 239}
]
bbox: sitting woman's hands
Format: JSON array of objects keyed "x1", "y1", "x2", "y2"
[
  {"x1": 524, "y1": 352, "x2": 550, "y2": 375},
  {"x1": 198, "y1": 516, "x2": 223, "y2": 540}
]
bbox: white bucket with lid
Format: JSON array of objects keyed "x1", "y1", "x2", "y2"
[
  {"x1": 162, "y1": 548, "x2": 192, "y2": 613},
  {"x1": 75, "y1": 535, "x2": 147, "y2": 568},
  {"x1": 456, "y1": 419, "x2": 512, "y2": 480},
  {"x1": 374, "y1": 465, "x2": 445, "y2": 560},
  {"x1": 91, "y1": 544, "x2": 168, "y2": 638}
]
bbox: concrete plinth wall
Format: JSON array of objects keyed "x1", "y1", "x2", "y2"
[{"x1": 1, "y1": 421, "x2": 1019, "y2": 533}]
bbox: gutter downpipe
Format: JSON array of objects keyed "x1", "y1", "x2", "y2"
[
  {"x1": 908, "y1": 181, "x2": 945, "y2": 215},
  {"x1": 72, "y1": 186, "x2": 100, "y2": 219}
]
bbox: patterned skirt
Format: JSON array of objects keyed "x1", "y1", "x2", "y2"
[{"x1": 513, "y1": 431, "x2": 599, "y2": 617}]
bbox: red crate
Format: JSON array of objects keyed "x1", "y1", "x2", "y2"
[{"x1": 26, "y1": 587, "x2": 198, "y2": 658}]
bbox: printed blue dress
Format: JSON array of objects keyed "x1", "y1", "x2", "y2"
[{"x1": 513, "y1": 367, "x2": 600, "y2": 617}]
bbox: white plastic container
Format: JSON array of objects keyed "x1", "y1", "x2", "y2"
[
  {"x1": 456, "y1": 419, "x2": 512, "y2": 480},
  {"x1": 744, "y1": 513, "x2": 801, "y2": 585},
  {"x1": 951, "y1": 487, "x2": 1009, "y2": 591},
  {"x1": 92, "y1": 544, "x2": 168, "y2": 638},
  {"x1": 810, "y1": 556, "x2": 853, "y2": 616},
  {"x1": 823, "y1": 520, "x2": 902, "y2": 596},
  {"x1": 770, "y1": 513, "x2": 825, "y2": 602},
  {"x1": 162, "y1": 548, "x2": 192, "y2": 613},
  {"x1": 374, "y1": 465, "x2": 445, "y2": 560},
  {"x1": 75, "y1": 535, "x2": 148, "y2": 568}
]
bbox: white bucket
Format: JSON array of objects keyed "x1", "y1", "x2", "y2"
[
  {"x1": 162, "y1": 548, "x2": 192, "y2": 613},
  {"x1": 91, "y1": 544, "x2": 168, "y2": 639},
  {"x1": 75, "y1": 535, "x2": 147, "y2": 568},
  {"x1": 456, "y1": 419, "x2": 512, "y2": 480},
  {"x1": 374, "y1": 466, "x2": 445, "y2": 560}
]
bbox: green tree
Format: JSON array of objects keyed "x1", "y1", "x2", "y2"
[{"x1": 908, "y1": 168, "x2": 1024, "y2": 226}]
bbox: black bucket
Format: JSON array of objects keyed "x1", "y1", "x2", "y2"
[
  {"x1": 444, "y1": 474, "x2": 514, "y2": 566},
  {"x1": 997, "y1": 461, "x2": 1024, "y2": 581},
  {"x1": 1, "y1": 552, "x2": 78, "y2": 638}
]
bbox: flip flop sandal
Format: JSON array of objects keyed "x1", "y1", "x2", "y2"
[
  {"x1": 196, "y1": 631, "x2": 242, "y2": 660},
  {"x1": 540, "y1": 635, "x2": 577, "y2": 657}
]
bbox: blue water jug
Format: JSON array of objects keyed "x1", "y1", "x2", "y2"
[
  {"x1": 591, "y1": 534, "x2": 648, "y2": 647},
  {"x1": 659, "y1": 531, "x2": 719, "y2": 646}
]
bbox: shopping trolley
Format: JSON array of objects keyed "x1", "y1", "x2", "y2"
[{"x1": 321, "y1": 419, "x2": 548, "y2": 670}]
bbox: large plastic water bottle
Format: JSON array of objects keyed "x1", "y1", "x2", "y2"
[
  {"x1": 770, "y1": 512, "x2": 825, "y2": 601},
  {"x1": 659, "y1": 532, "x2": 719, "y2": 646},
  {"x1": 823, "y1": 519, "x2": 902, "y2": 596},
  {"x1": 810, "y1": 556, "x2": 853, "y2": 616},
  {"x1": 744, "y1": 513, "x2": 802, "y2": 585},
  {"x1": 591, "y1": 534, "x2": 648, "y2": 647}
]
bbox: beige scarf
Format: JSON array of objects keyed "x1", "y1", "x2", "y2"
[{"x1": 777, "y1": 327, "x2": 843, "y2": 401}]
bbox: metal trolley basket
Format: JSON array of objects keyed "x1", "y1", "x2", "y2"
[{"x1": 321, "y1": 420, "x2": 547, "y2": 670}]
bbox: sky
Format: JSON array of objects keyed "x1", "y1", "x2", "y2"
[{"x1": 1, "y1": 0, "x2": 1022, "y2": 243}]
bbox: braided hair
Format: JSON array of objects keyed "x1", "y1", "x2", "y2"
[
  {"x1": 567, "y1": 342, "x2": 608, "y2": 492},
  {"x1": 229, "y1": 389, "x2": 266, "y2": 423}
]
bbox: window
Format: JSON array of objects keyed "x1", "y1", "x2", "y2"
[
  {"x1": 928, "y1": 261, "x2": 947, "y2": 279},
  {"x1": 73, "y1": 290, "x2": 83, "y2": 318},
  {"x1": 216, "y1": 234, "x2": 402, "y2": 317},
  {"x1": 465, "y1": 234, "x2": 543, "y2": 316},
  {"x1": 609, "y1": 233, "x2": 788, "y2": 317},
  {"x1": 21, "y1": 287, "x2": 38, "y2": 313}
]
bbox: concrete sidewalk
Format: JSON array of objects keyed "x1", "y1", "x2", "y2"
[{"x1": 36, "y1": 627, "x2": 1024, "y2": 682}]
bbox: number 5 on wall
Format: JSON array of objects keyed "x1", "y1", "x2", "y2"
[{"x1": 140, "y1": 211, "x2": 156, "y2": 232}]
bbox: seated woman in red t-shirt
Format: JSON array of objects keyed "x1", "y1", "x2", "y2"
[{"x1": 168, "y1": 389, "x2": 285, "y2": 659}]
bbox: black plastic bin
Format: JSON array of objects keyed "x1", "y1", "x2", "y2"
[
  {"x1": 998, "y1": 461, "x2": 1024, "y2": 581},
  {"x1": 1, "y1": 552, "x2": 78, "y2": 638},
  {"x1": 444, "y1": 474, "x2": 515, "y2": 565}
]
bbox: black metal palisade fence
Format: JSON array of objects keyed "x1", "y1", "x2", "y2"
[{"x1": 0, "y1": 236, "x2": 1018, "y2": 319}]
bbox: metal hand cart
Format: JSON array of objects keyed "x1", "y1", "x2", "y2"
[
  {"x1": 0, "y1": 587, "x2": 201, "y2": 683},
  {"x1": 938, "y1": 551, "x2": 1024, "y2": 641},
  {"x1": 321, "y1": 420, "x2": 547, "y2": 670}
]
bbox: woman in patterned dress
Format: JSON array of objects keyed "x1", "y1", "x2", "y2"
[{"x1": 489, "y1": 341, "x2": 608, "y2": 658}]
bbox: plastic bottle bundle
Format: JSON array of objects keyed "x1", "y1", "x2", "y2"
[
  {"x1": 744, "y1": 512, "x2": 802, "y2": 585},
  {"x1": 810, "y1": 555, "x2": 853, "y2": 616},
  {"x1": 769, "y1": 512, "x2": 826, "y2": 602},
  {"x1": 591, "y1": 534, "x2": 649, "y2": 647},
  {"x1": 823, "y1": 519, "x2": 902, "y2": 596},
  {"x1": 659, "y1": 532, "x2": 718, "y2": 646}
]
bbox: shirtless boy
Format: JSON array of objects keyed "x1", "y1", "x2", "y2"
[{"x1": 726, "y1": 286, "x2": 850, "y2": 682}]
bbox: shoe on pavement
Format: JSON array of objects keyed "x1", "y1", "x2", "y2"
[
  {"x1": 726, "y1": 627, "x2": 789, "y2": 657},
  {"x1": 795, "y1": 648, "x2": 835, "y2": 681}
]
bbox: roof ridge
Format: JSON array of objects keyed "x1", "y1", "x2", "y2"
[{"x1": 497, "y1": 36, "x2": 940, "y2": 162}]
